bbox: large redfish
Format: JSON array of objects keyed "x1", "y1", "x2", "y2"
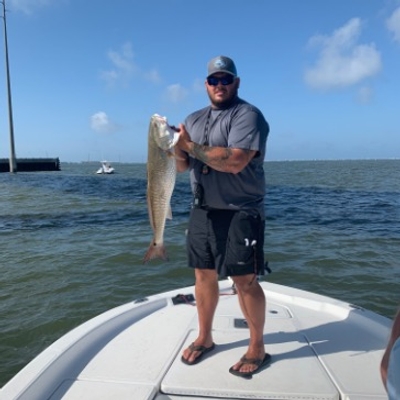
[{"x1": 144, "y1": 114, "x2": 179, "y2": 263}]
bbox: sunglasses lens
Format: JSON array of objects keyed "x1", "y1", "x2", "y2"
[
  {"x1": 221, "y1": 76, "x2": 234, "y2": 85},
  {"x1": 207, "y1": 77, "x2": 218, "y2": 86},
  {"x1": 207, "y1": 76, "x2": 234, "y2": 86}
]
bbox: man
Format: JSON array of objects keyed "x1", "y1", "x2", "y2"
[
  {"x1": 381, "y1": 308, "x2": 400, "y2": 399},
  {"x1": 175, "y1": 55, "x2": 270, "y2": 378}
]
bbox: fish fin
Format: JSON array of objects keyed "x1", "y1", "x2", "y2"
[
  {"x1": 143, "y1": 242, "x2": 168, "y2": 264},
  {"x1": 166, "y1": 205, "x2": 172, "y2": 220}
]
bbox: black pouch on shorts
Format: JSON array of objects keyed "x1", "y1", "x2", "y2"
[{"x1": 224, "y1": 211, "x2": 264, "y2": 276}]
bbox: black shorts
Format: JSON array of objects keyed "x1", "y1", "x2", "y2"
[{"x1": 186, "y1": 208, "x2": 265, "y2": 278}]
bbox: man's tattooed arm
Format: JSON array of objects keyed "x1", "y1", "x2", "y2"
[
  {"x1": 176, "y1": 123, "x2": 257, "y2": 174},
  {"x1": 187, "y1": 142, "x2": 256, "y2": 174}
]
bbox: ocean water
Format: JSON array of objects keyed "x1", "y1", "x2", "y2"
[{"x1": 0, "y1": 159, "x2": 399, "y2": 387}]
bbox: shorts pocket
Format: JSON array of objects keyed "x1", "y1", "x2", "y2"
[{"x1": 224, "y1": 211, "x2": 261, "y2": 272}]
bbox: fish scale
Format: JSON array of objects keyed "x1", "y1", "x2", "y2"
[{"x1": 144, "y1": 114, "x2": 179, "y2": 263}]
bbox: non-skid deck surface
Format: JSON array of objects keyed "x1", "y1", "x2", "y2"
[
  {"x1": 28, "y1": 286, "x2": 388, "y2": 400},
  {"x1": 162, "y1": 328, "x2": 339, "y2": 400}
]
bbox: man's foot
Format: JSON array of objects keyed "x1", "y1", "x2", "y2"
[
  {"x1": 229, "y1": 353, "x2": 271, "y2": 379},
  {"x1": 181, "y1": 342, "x2": 216, "y2": 365}
]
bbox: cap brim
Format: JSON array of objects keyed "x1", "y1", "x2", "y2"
[{"x1": 207, "y1": 70, "x2": 236, "y2": 78}]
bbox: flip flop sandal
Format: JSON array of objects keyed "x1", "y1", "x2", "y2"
[
  {"x1": 181, "y1": 342, "x2": 216, "y2": 365},
  {"x1": 229, "y1": 353, "x2": 272, "y2": 378}
]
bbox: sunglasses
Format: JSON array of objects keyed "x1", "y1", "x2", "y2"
[{"x1": 207, "y1": 75, "x2": 235, "y2": 86}]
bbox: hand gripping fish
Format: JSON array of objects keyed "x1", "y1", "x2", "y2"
[{"x1": 144, "y1": 114, "x2": 180, "y2": 263}]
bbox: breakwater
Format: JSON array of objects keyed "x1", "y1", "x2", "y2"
[{"x1": 0, "y1": 158, "x2": 60, "y2": 172}]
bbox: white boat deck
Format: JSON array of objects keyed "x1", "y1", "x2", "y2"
[{"x1": 0, "y1": 280, "x2": 391, "y2": 400}]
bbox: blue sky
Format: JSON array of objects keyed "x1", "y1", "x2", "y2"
[{"x1": 0, "y1": 0, "x2": 399, "y2": 163}]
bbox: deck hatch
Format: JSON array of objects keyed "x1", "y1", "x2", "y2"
[{"x1": 162, "y1": 330, "x2": 340, "y2": 400}]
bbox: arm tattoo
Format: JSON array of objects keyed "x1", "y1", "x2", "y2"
[
  {"x1": 189, "y1": 142, "x2": 254, "y2": 172},
  {"x1": 191, "y1": 143, "x2": 232, "y2": 164}
]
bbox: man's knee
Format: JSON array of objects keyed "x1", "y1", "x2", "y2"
[
  {"x1": 195, "y1": 268, "x2": 218, "y2": 283},
  {"x1": 231, "y1": 274, "x2": 258, "y2": 291}
]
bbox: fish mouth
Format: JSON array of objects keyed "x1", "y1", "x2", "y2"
[{"x1": 151, "y1": 114, "x2": 166, "y2": 123}]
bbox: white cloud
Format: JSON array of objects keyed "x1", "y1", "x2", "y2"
[
  {"x1": 386, "y1": 6, "x2": 400, "y2": 44},
  {"x1": 100, "y1": 42, "x2": 137, "y2": 88},
  {"x1": 109, "y1": 43, "x2": 134, "y2": 71},
  {"x1": 98, "y1": 44, "x2": 193, "y2": 101},
  {"x1": 143, "y1": 68, "x2": 161, "y2": 84},
  {"x1": 90, "y1": 112, "x2": 119, "y2": 134},
  {"x1": 9, "y1": 0, "x2": 57, "y2": 14},
  {"x1": 165, "y1": 84, "x2": 188, "y2": 103},
  {"x1": 100, "y1": 42, "x2": 164, "y2": 89},
  {"x1": 304, "y1": 18, "x2": 382, "y2": 90}
]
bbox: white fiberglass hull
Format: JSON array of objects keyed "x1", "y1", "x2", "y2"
[{"x1": 0, "y1": 280, "x2": 391, "y2": 400}]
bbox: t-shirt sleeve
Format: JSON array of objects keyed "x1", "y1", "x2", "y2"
[{"x1": 227, "y1": 107, "x2": 268, "y2": 151}]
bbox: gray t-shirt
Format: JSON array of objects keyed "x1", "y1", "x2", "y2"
[{"x1": 184, "y1": 97, "x2": 269, "y2": 218}]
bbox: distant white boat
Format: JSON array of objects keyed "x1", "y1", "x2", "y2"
[
  {"x1": 96, "y1": 161, "x2": 115, "y2": 174},
  {"x1": 0, "y1": 279, "x2": 391, "y2": 400}
]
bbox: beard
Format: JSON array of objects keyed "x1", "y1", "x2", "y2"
[{"x1": 207, "y1": 86, "x2": 239, "y2": 109}]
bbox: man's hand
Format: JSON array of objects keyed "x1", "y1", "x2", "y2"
[
  {"x1": 175, "y1": 123, "x2": 190, "y2": 173},
  {"x1": 175, "y1": 123, "x2": 257, "y2": 174},
  {"x1": 176, "y1": 123, "x2": 192, "y2": 153}
]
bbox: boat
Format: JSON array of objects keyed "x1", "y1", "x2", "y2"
[
  {"x1": 0, "y1": 279, "x2": 391, "y2": 400},
  {"x1": 96, "y1": 161, "x2": 115, "y2": 174}
]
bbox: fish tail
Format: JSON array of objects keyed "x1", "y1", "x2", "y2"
[{"x1": 143, "y1": 242, "x2": 168, "y2": 263}]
